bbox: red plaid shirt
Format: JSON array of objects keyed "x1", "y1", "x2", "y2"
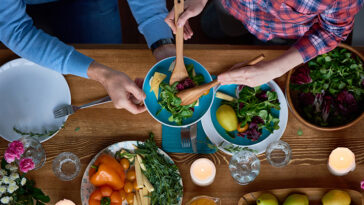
[{"x1": 221, "y1": 0, "x2": 364, "y2": 62}]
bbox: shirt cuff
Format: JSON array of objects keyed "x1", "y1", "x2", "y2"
[
  {"x1": 64, "y1": 50, "x2": 94, "y2": 78},
  {"x1": 138, "y1": 14, "x2": 173, "y2": 48},
  {"x1": 293, "y1": 36, "x2": 319, "y2": 63}
]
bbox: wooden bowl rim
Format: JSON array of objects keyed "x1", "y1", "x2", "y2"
[{"x1": 285, "y1": 43, "x2": 364, "y2": 131}]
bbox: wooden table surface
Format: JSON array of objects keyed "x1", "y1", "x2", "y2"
[{"x1": 1, "y1": 45, "x2": 364, "y2": 205}]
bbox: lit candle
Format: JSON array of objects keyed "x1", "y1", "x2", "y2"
[
  {"x1": 190, "y1": 158, "x2": 216, "y2": 186},
  {"x1": 55, "y1": 199, "x2": 75, "y2": 205},
  {"x1": 328, "y1": 147, "x2": 356, "y2": 176}
]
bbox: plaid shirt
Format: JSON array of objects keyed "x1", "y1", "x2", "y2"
[{"x1": 221, "y1": 0, "x2": 364, "y2": 62}]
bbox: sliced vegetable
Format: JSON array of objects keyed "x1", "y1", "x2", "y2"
[{"x1": 216, "y1": 91, "x2": 235, "y2": 101}]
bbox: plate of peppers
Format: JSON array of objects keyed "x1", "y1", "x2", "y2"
[{"x1": 81, "y1": 136, "x2": 183, "y2": 205}]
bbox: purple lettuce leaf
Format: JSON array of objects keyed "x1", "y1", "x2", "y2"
[
  {"x1": 336, "y1": 90, "x2": 358, "y2": 115},
  {"x1": 291, "y1": 65, "x2": 312, "y2": 85}
]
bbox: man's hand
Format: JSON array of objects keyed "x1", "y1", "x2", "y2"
[
  {"x1": 87, "y1": 61, "x2": 146, "y2": 114},
  {"x1": 165, "y1": 0, "x2": 208, "y2": 40},
  {"x1": 152, "y1": 44, "x2": 176, "y2": 61},
  {"x1": 218, "y1": 47, "x2": 304, "y2": 86}
]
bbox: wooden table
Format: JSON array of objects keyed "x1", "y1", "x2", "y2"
[{"x1": 1, "y1": 45, "x2": 364, "y2": 205}]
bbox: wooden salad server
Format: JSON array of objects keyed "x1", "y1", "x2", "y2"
[
  {"x1": 169, "y1": 0, "x2": 189, "y2": 85},
  {"x1": 176, "y1": 54, "x2": 265, "y2": 106}
]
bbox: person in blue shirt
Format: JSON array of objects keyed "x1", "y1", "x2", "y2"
[{"x1": 0, "y1": 0, "x2": 175, "y2": 114}]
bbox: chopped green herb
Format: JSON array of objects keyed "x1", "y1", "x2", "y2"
[
  {"x1": 13, "y1": 127, "x2": 60, "y2": 138},
  {"x1": 297, "y1": 128, "x2": 303, "y2": 136},
  {"x1": 74, "y1": 127, "x2": 80, "y2": 132}
]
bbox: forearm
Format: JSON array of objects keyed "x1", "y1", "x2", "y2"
[
  {"x1": 269, "y1": 47, "x2": 304, "y2": 78},
  {"x1": 126, "y1": 0, "x2": 173, "y2": 47},
  {"x1": 87, "y1": 61, "x2": 113, "y2": 85},
  {"x1": 0, "y1": 0, "x2": 92, "y2": 78}
]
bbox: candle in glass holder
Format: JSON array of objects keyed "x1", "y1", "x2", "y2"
[
  {"x1": 328, "y1": 147, "x2": 356, "y2": 176},
  {"x1": 190, "y1": 158, "x2": 216, "y2": 186}
]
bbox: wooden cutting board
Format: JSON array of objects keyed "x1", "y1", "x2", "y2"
[{"x1": 238, "y1": 188, "x2": 363, "y2": 205}]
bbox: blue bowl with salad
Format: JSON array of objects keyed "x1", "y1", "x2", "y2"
[
  {"x1": 143, "y1": 56, "x2": 214, "y2": 127},
  {"x1": 202, "y1": 81, "x2": 288, "y2": 154}
]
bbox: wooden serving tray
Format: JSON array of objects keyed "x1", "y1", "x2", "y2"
[{"x1": 238, "y1": 188, "x2": 363, "y2": 205}]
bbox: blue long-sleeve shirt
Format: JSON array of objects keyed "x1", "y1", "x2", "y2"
[{"x1": 0, "y1": 0, "x2": 173, "y2": 78}]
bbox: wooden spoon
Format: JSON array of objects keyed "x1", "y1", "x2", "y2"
[
  {"x1": 169, "y1": 0, "x2": 189, "y2": 85},
  {"x1": 176, "y1": 54, "x2": 265, "y2": 106}
]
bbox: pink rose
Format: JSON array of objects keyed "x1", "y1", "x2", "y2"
[
  {"x1": 19, "y1": 158, "x2": 35, "y2": 173},
  {"x1": 361, "y1": 181, "x2": 364, "y2": 190},
  {"x1": 4, "y1": 141, "x2": 25, "y2": 163},
  {"x1": 9, "y1": 141, "x2": 24, "y2": 155},
  {"x1": 4, "y1": 151, "x2": 17, "y2": 163}
]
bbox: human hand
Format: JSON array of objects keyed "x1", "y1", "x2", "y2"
[
  {"x1": 165, "y1": 0, "x2": 208, "y2": 40},
  {"x1": 218, "y1": 61, "x2": 281, "y2": 87},
  {"x1": 87, "y1": 62, "x2": 146, "y2": 114},
  {"x1": 218, "y1": 47, "x2": 304, "y2": 86},
  {"x1": 153, "y1": 44, "x2": 176, "y2": 61}
]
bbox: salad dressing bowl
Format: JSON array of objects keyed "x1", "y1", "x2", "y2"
[{"x1": 143, "y1": 56, "x2": 214, "y2": 128}]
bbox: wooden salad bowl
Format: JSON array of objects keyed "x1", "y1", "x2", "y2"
[
  {"x1": 238, "y1": 187, "x2": 363, "y2": 205},
  {"x1": 285, "y1": 43, "x2": 364, "y2": 131}
]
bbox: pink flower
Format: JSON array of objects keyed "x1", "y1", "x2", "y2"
[
  {"x1": 4, "y1": 140, "x2": 24, "y2": 163},
  {"x1": 19, "y1": 158, "x2": 35, "y2": 173},
  {"x1": 361, "y1": 181, "x2": 364, "y2": 190}
]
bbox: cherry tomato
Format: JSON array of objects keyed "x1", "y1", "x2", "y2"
[
  {"x1": 120, "y1": 158, "x2": 130, "y2": 170},
  {"x1": 126, "y1": 192, "x2": 134, "y2": 204},
  {"x1": 124, "y1": 181, "x2": 134, "y2": 193},
  {"x1": 119, "y1": 190, "x2": 126, "y2": 201},
  {"x1": 126, "y1": 169, "x2": 136, "y2": 181},
  {"x1": 133, "y1": 180, "x2": 139, "y2": 191},
  {"x1": 237, "y1": 122, "x2": 249, "y2": 133}
]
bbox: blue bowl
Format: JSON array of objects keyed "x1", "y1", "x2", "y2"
[
  {"x1": 211, "y1": 84, "x2": 280, "y2": 146},
  {"x1": 143, "y1": 56, "x2": 214, "y2": 127}
]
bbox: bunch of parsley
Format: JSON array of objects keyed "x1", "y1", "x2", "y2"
[{"x1": 135, "y1": 134, "x2": 183, "y2": 205}]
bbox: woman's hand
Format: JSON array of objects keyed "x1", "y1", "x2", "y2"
[
  {"x1": 218, "y1": 47, "x2": 304, "y2": 86},
  {"x1": 165, "y1": 0, "x2": 208, "y2": 40},
  {"x1": 88, "y1": 61, "x2": 146, "y2": 114}
]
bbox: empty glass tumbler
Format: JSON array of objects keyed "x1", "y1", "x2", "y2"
[
  {"x1": 19, "y1": 136, "x2": 46, "y2": 170},
  {"x1": 52, "y1": 152, "x2": 81, "y2": 181},
  {"x1": 265, "y1": 140, "x2": 292, "y2": 167},
  {"x1": 229, "y1": 150, "x2": 260, "y2": 185}
]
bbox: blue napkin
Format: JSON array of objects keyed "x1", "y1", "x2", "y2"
[{"x1": 162, "y1": 122, "x2": 217, "y2": 154}]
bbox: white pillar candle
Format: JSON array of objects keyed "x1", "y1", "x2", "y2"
[
  {"x1": 328, "y1": 147, "x2": 356, "y2": 176},
  {"x1": 55, "y1": 199, "x2": 75, "y2": 205},
  {"x1": 190, "y1": 158, "x2": 216, "y2": 186}
]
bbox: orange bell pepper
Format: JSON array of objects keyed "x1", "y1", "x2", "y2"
[
  {"x1": 89, "y1": 186, "x2": 123, "y2": 205},
  {"x1": 90, "y1": 164, "x2": 124, "y2": 190},
  {"x1": 89, "y1": 154, "x2": 125, "y2": 190}
]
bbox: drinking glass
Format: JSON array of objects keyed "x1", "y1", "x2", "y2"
[
  {"x1": 229, "y1": 150, "x2": 260, "y2": 185},
  {"x1": 52, "y1": 152, "x2": 80, "y2": 181},
  {"x1": 19, "y1": 136, "x2": 46, "y2": 170},
  {"x1": 265, "y1": 140, "x2": 292, "y2": 167}
]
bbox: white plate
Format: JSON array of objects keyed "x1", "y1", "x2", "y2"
[
  {"x1": 0, "y1": 58, "x2": 70, "y2": 142},
  {"x1": 80, "y1": 141, "x2": 183, "y2": 205},
  {"x1": 201, "y1": 81, "x2": 288, "y2": 155}
]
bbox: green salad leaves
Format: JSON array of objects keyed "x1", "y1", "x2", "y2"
[
  {"x1": 290, "y1": 48, "x2": 364, "y2": 126},
  {"x1": 156, "y1": 64, "x2": 205, "y2": 125},
  {"x1": 224, "y1": 85, "x2": 280, "y2": 141}
]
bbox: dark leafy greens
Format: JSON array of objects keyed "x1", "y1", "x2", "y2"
[
  {"x1": 290, "y1": 48, "x2": 364, "y2": 126},
  {"x1": 156, "y1": 64, "x2": 205, "y2": 125},
  {"x1": 135, "y1": 134, "x2": 183, "y2": 205},
  {"x1": 223, "y1": 85, "x2": 280, "y2": 141}
]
